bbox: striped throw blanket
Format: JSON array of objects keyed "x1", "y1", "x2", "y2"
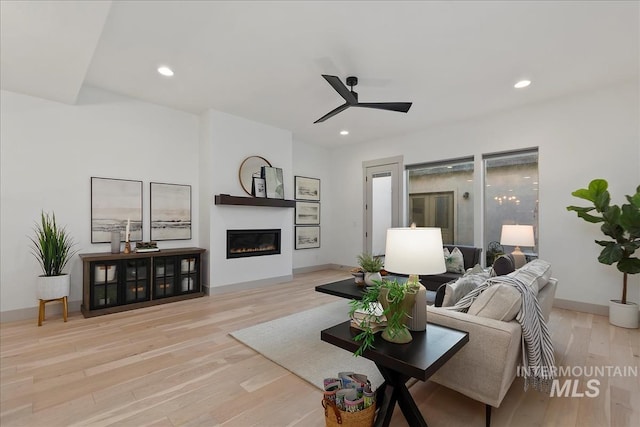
[{"x1": 445, "y1": 275, "x2": 555, "y2": 392}]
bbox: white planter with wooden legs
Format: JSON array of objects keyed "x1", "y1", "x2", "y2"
[{"x1": 36, "y1": 274, "x2": 69, "y2": 326}]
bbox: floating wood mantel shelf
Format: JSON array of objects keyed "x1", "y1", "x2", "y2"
[{"x1": 214, "y1": 194, "x2": 296, "y2": 208}]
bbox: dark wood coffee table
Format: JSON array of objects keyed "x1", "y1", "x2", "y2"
[
  {"x1": 321, "y1": 319, "x2": 468, "y2": 427},
  {"x1": 315, "y1": 277, "x2": 370, "y2": 300}
]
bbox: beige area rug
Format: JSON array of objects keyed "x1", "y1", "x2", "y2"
[{"x1": 230, "y1": 300, "x2": 384, "y2": 391}]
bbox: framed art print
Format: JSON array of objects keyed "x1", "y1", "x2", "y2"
[
  {"x1": 295, "y1": 201, "x2": 320, "y2": 225},
  {"x1": 294, "y1": 176, "x2": 320, "y2": 201},
  {"x1": 252, "y1": 177, "x2": 267, "y2": 198},
  {"x1": 295, "y1": 226, "x2": 320, "y2": 249},
  {"x1": 262, "y1": 166, "x2": 284, "y2": 199},
  {"x1": 150, "y1": 182, "x2": 192, "y2": 241},
  {"x1": 91, "y1": 177, "x2": 143, "y2": 243}
]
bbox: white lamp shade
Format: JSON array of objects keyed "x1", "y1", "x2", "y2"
[
  {"x1": 384, "y1": 227, "x2": 446, "y2": 275},
  {"x1": 500, "y1": 225, "x2": 535, "y2": 247}
]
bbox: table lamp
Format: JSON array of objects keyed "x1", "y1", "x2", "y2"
[
  {"x1": 500, "y1": 224, "x2": 535, "y2": 269},
  {"x1": 384, "y1": 225, "x2": 446, "y2": 331}
]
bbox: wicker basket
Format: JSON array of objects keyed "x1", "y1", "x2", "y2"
[{"x1": 322, "y1": 399, "x2": 376, "y2": 427}]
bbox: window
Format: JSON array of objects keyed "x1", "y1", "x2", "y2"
[
  {"x1": 483, "y1": 149, "x2": 539, "y2": 264},
  {"x1": 406, "y1": 158, "x2": 474, "y2": 245}
]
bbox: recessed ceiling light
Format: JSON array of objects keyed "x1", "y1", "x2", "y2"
[
  {"x1": 340, "y1": 130, "x2": 349, "y2": 135},
  {"x1": 157, "y1": 66, "x2": 174, "y2": 77},
  {"x1": 514, "y1": 80, "x2": 531, "y2": 89}
]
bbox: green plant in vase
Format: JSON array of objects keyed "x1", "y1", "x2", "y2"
[
  {"x1": 349, "y1": 278, "x2": 419, "y2": 356},
  {"x1": 567, "y1": 179, "x2": 640, "y2": 328},
  {"x1": 357, "y1": 252, "x2": 384, "y2": 285}
]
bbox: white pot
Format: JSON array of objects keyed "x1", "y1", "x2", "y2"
[
  {"x1": 364, "y1": 272, "x2": 382, "y2": 286},
  {"x1": 609, "y1": 300, "x2": 639, "y2": 329},
  {"x1": 37, "y1": 274, "x2": 70, "y2": 300}
]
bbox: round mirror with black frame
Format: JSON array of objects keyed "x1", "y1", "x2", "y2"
[{"x1": 238, "y1": 156, "x2": 271, "y2": 196}]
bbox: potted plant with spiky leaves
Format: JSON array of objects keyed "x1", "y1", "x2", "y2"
[
  {"x1": 30, "y1": 212, "x2": 77, "y2": 301},
  {"x1": 357, "y1": 252, "x2": 384, "y2": 286},
  {"x1": 567, "y1": 179, "x2": 640, "y2": 328}
]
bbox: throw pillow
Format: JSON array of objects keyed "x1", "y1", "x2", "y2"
[
  {"x1": 441, "y1": 273, "x2": 486, "y2": 307},
  {"x1": 507, "y1": 259, "x2": 552, "y2": 295},
  {"x1": 492, "y1": 255, "x2": 515, "y2": 276},
  {"x1": 464, "y1": 263, "x2": 485, "y2": 276},
  {"x1": 468, "y1": 284, "x2": 522, "y2": 321},
  {"x1": 444, "y1": 247, "x2": 465, "y2": 274}
]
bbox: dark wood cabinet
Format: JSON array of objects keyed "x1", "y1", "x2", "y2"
[{"x1": 80, "y1": 247, "x2": 205, "y2": 317}]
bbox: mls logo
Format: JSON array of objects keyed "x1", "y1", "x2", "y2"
[{"x1": 550, "y1": 379, "x2": 600, "y2": 398}]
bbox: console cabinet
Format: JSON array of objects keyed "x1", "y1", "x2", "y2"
[{"x1": 80, "y1": 247, "x2": 205, "y2": 318}]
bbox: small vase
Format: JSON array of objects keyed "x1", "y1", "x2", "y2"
[
  {"x1": 364, "y1": 272, "x2": 382, "y2": 286},
  {"x1": 110, "y1": 231, "x2": 121, "y2": 254},
  {"x1": 378, "y1": 287, "x2": 417, "y2": 344}
]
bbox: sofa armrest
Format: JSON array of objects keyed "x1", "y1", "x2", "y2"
[{"x1": 426, "y1": 307, "x2": 522, "y2": 407}]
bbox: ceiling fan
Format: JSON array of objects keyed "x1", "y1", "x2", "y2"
[{"x1": 314, "y1": 74, "x2": 412, "y2": 123}]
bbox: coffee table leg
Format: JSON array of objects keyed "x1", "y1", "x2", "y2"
[
  {"x1": 374, "y1": 381, "x2": 398, "y2": 427},
  {"x1": 375, "y1": 364, "x2": 428, "y2": 427}
]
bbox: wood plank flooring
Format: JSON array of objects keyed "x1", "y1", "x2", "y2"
[{"x1": 1, "y1": 269, "x2": 638, "y2": 426}]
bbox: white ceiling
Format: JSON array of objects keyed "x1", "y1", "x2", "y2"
[{"x1": 1, "y1": 1, "x2": 638, "y2": 147}]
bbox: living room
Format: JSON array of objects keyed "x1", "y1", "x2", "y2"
[{"x1": 1, "y1": 1, "x2": 638, "y2": 426}]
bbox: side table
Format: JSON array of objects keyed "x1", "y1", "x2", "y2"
[{"x1": 321, "y1": 321, "x2": 469, "y2": 427}]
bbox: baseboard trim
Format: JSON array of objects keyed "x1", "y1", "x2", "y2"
[
  {"x1": 553, "y1": 298, "x2": 608, "y2": 317},
  {"x1": 1, "y1": 299, "x2": 82, "y2": 323},
  {"x1": 292, "y1": 264, "x2": 336, "y2": 275},
  {"x1": 205, "y1": 275, "x2": 294, "y2": 295}
]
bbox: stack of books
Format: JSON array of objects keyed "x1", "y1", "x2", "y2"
[
  {"x1": 135, "y1": 241, "x2": 160, "y2": 253},
  {"x1": 350, "y1": 302, "x2": 387, "y2": 333}
]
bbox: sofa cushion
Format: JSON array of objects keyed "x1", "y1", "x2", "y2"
[
  {"x1": 468, "y1": 283, "x2": 522, "y2": 321},
  {"x1": 507, "y1": 259, "x2": 552, "y2": 295},
  {"x1": 444, "y1": 247, "x2": 465, "y2": 274}
]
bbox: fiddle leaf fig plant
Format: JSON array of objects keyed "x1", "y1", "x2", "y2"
[{"x1": 567, "y1": 179, "x2": 640, "y2": 304}]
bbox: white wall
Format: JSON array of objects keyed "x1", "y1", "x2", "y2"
[
  {"x1": 323, "y1": 81, "x2": 640, "y2": 308},
  {"x1": 204, "y1": 110, "x2": 294, "y2": 287},
  {"x1": 0, "y1": 87, "x2": 200, "y2": 313},
  {"x1": 292, "y1": 140, "x2": 332, "y2": 269},
  {"x1": 2, "y1": 80, "x2": 637, "y2": 314}
]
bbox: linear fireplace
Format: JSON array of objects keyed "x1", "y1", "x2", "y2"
[{"x1": 227, "y1": 229, "x2": 281, "y2": 259}]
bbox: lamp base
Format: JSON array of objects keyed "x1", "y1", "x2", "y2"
[
  {"x1": 511, "y1": 247, "x2": 526, "y2": 269},
  {"x1": 407, "y1": 279, "x2": 427, "y2": 332}
]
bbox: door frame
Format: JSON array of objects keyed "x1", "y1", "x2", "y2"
[{"x1": 362, "y1": 156, "x2": 403, "y2": 254}]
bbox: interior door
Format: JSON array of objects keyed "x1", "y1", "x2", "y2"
[{"x1": 364, "y1": 158, "x2": 402, "y2": 256}]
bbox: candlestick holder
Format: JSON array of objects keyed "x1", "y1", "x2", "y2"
[{"x1": 123, "y1": 233, "x2": 131, "y2": 254}]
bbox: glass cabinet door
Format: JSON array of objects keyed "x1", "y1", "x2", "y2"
[
  {"x1": 124, "y1": 259, "x2": 150, "y2": 303},
  {"x1": 91, "y1": 261, "x2": 119, "y2": 309},
  {"x1": 178, "y1": 255, "x2": 199, "y2": 294},
  {"x1": 154, "y1": 257, "x2": 176, "y2": 299}
]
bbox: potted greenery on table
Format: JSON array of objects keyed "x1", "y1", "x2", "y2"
[
  {"x1": 30, "y1": 211, "x2": 78, "y2": 300},
  {"x1": 349, "y1": 278, "x2": 419, "y2": 356},
  {"x1": 357, "y1": 252, "x2": 384, "y2": 286},
  {"x1": 567, "y1": 179, "x2": 640, "y2": 328}
]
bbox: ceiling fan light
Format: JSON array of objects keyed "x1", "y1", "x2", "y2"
[
  {"x1": 157, "y1": 66, "x2": 174, "y2": 77},
  {"x1": 514, "y1": 80, "x2": 531, "y2": 89},
  {"x1": 340, "y1": 130, "x2": 349, "y2": 135}
]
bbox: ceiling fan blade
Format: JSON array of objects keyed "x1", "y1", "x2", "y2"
[
  {"x1": 313, "y1": 103, "x2": 350, "y2": 123},
  {"x1": 355, "y1": 102, "x2": 412, "y2": 113},
  {"x1": 322, "y1": 75, "x2": 357, "y2": 105}
]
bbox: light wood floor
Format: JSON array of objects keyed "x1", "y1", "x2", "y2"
[{"x1": 1, "y1": 269, "x2": 638, "y2": 427}]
